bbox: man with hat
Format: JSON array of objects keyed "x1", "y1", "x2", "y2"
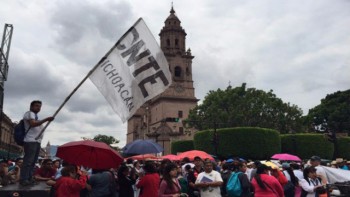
[
  {"x1": 336, "y1": 158, "x2": 349, "y2": 170},
  {"x1": 309, "y1": 156, "x2": 327, "y2": 181}
]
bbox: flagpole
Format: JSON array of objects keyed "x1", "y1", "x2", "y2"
[
  {"x1": 35, "y1": 57, "x2": 106, "y2": 140},
  {"x1": 35, "y1": 18, "x2": 144, "y2": 139}
]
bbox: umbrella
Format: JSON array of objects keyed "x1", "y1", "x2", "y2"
[
  {"x1": 161, "y1": 154, "x2": 180, "y2": 161},
  {"x1": 178, "y1": 150, "x2": 214, "y2": 161},
  {"x1": 126, "y1": 154, "x2": 160, "y2": 161},
  {"x1": 261, "y1": 160, "x2": 280, "y2": 169},
  {"x1": 122, "y1": 139, "x2": 163, "y2": 155},
  {"x1": 271, "y1": 153, "x2": 301, "y2": 162},
  {"x1": 182, "y1": 163, "x2": 195, "y2": 169},
  {"x1": 56, "y1": 140, "x2": 123, "y2": 170}
]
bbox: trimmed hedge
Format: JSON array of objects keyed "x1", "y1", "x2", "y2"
[
  {"x1": 336, "y1": 137, "x2": 350, "y2": 159},
  {"x1": 190, "y1": 127, "x2": 339, "y2": 160},
  {"x1": 281, "y1": 134, "x2": 334, "y2": 160},
  {"x1": 171, "y1": 140, "x2": 194, "y2": 154},
  {"x1": 193, "y1": 129, "x2": 214, "y2": 154},
  {"x1": 194, "y1": 127, "x2": 280, "y2": 159}
]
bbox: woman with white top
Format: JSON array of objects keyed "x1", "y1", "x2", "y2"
[{"x1": 299, "y1": 166, "x2": 327, "y2": 197}]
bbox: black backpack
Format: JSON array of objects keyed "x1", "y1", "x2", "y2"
[
  {"x1": 282, "y1": 171, "x2": 295, "y2": 197},
  {"x1": 13, "y1": 119, "x2": 30, "y2": 146},
  {"x1": 283, "y1": 181, "x2": 295, "y2": 197}
]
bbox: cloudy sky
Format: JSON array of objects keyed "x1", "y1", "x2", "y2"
[{"x1": 1, "y1": 0, "x2": 349, "y2": 147}]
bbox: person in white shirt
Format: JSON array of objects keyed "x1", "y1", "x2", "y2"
[
  {"x1": 20, "y1": 100, "x2": 54, "y2": 186},
  {"x1": 309, "y1": 156, "x2": 327, "y2": 182},
  {"x1": 195, "y1": 160, "x2": 223, "y2": 197},
  {"x1": 299, "y1": 166, "x2": 327, "y2": 197},
  {"x1": 290, "y1": 163, "x2": 304, "y2": 181}
]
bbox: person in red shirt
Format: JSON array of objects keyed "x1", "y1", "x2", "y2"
[
  {"x1": 54, "y1": 165, "x2": 88, "y2": 197},
  {"x1": 52, "y1": 159, "x2": 61, "y2": 172},
  {"x1": 34, "y1": 159, "x2": 57, "y2": 181},
  {"x1": 251, "y1": 164, "x2": 284, "y2": 197},
  {"x1": 270, "y1": 167, "x2": 288, "y2": 187},
  {"x1": 136, "y1": 160, "x2": 160, "y2": 197}
]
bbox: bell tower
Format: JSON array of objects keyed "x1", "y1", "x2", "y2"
[
  {"x1": 126, "y1": 6, "x2": 198, "y2": 155},
  {"x1": 159, "y1": 6, "x2": 194, "y2": 87}
]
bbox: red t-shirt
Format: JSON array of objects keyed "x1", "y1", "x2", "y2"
[
  {"x1": 34, "y1": 167, "x2": 56, "y2": 178},
  {"x1": 136, "y1": 173, "x2": 160, "y2": 197},
  {"x1": 54, "y1": 175, "x2": 87, "y2": 197},
  {"x1": 251, "y1": 174, "x2": 284, "y2": 197}
]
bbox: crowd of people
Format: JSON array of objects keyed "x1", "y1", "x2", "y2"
[
  {"x1": 1, "y1": 154, "x2": 350, "y2": 197},
  {"x1": 1, "y1": 100, "x2": 350, "y2": 196}
]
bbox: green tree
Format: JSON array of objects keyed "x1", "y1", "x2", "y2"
[
  {"x1": 306, "y1": 89, "x2": 350, "y2": 134},
  {"x1": 89, "y1": 134, "x2": 120, "y2": 150},
  {"x1": 186, "y1": 83, "x2": 304, "y2": 133}
]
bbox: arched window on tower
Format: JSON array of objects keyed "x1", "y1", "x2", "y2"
[
  {"x1": 175, "y1": 39, "x2": 179, "y2": 46},
  {"x1": 174, "y1": 66, "x2": 182, "y2": 77},
  {"x1": 166, "y1": 39, "x2": 170, "y2": 46}
]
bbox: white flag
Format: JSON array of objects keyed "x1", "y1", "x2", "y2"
[{"x1": 89, "y1": 18, "x2": 172, "y2": 122}]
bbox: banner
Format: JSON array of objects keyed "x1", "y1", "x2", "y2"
[
  {"x1": 321, "y1": 166, "x2": 350, "y2": 183},
  {"x1": 90, "y1": 18, "x2": 172, "y2": 122}
]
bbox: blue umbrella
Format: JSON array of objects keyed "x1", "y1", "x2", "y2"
[{"x1": 122, "y1": 139, "x2": 163, "y2": 155}]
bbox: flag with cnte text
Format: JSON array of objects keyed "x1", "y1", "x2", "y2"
[{"x1": 89, "y1": 18, "x2": 172, "y2": 122}]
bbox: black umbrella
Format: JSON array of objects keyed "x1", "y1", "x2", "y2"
[{"x1": 122, "y1": 139, "x2": 163, "y2": 155}]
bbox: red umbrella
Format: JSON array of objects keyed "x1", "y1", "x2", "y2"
[
  {"x1": 271, "y1": 153, "x2": 301, "y2": 162},
  {"x1": 178, "y1": 150, "x2": 214, "y2": 161},
  {"x1": 161, "y1": 154, "x2": 180, "y2": 161},
  {"x1": 126, "y1": 154, "x2": 159, "y2": 161},
  {"x1": 56, "y1": 140, "x2": 123, "y2": 169}
]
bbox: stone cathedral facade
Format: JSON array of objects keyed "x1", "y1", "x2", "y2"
[{"x1": 126, "y1": 7, "x2": 198, "y2": 155}]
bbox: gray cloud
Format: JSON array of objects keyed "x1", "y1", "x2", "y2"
[
  {"x1": 49, "y1": 0, "x2": 133, "y2": 66},
  {"x1": 1, "y1": 0, "x2": 350, "y2": 147}
]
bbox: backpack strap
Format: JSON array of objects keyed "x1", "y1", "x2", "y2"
[
  {"x1": 174, "y1": 179, "x2": 182, "y2": 193},
  {"x1": 23, "y1": 111, "x2": 36, "y2": 138},
  {"x1": 23, "y1": 119, "x2": 32, "y2": 138}
]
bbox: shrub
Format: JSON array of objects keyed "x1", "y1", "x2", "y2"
[
  {"x1": 171, "y1": 140, "x2": 194, "y2": 154},
  {"x1": 281, "y1": 134, "x2": 334, "y2": 160},
  {"x1": 194, "y1": 127, "x2": 280, "y2": 159},
  {"x1": 336, "y1": 137, "x2": 350, "y2": 159}
]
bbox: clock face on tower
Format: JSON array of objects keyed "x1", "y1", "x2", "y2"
[{"x1": 175, "y1": 84, "x2": 185, "y2": 93}]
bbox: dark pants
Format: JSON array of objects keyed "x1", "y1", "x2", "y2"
[{"x1": 20, "y1": 142, "x2": 41, "y2": 182}]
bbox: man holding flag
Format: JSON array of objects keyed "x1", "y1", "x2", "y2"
[
  {"x1": 35, "y1": 18, "x2": 172, "y2": 139},
  {"x1": 20, "y1": 100, "x2": 54, "y2": 186}
]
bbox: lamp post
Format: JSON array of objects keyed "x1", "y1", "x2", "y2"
[
  {"x1": 292, "y1": 137, "x2": 297, "y2": 155},
  {"x1": 144, "y1": 106, "x2": 149, "y2": 140},
  {"x1": 153, "y1": 131, "x2": 161, "y2": 154},
  {"x1": 329, "y1": 129, "x2": 338, "y2": 160},
  {"x1": 154, "y1": 132, "x2": 160, "y2": 143},
  {"x1": 183, "y1": 120, "x2": 221, "y2": 156}
]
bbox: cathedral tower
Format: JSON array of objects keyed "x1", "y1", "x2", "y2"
[{"x1": 127, "y1": 6, "x2": 198, "y2": 155}]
